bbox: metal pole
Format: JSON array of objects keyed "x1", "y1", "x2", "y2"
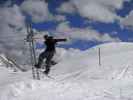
[
  {"x1": 31, "y1": 36, "x2": 40, "y2": 80},
  {"x1": 29, "y1": 42, "x2": 36, "y2": 79},
  {"x1": 27, "y1": 27, "x2": 36, "y2": 79},
  {"x1": 98, "y1": 48, "x2": 101, "y2": 66},
  {"x1": 26, "y1": 23, "x2": 40, "y2": 79}
]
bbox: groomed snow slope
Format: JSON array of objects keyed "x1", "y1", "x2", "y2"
[{"x1": 1, "y1": 42, "x2": 133, "y2": 100}]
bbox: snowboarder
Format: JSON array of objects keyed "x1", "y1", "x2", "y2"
[{"x1": 35, "y1": 34, "x2": 67, "y2": 75}]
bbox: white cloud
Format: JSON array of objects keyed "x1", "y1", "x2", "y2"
[
  {"x1": 121, "y1": 10, "x2": 133, "y2": 29},
  {"x1": 55, "y1": 22, "x2": 121, "y2": 42},
  {"x1": 54, "y1": 15, "x2": 66, "y2": 22},
  {"x1": 57, "y1": 0, "x2": 128, "y2": 23},
  {"x1": 0, "y1": 5, "x2": 29, "y2": 64},
  {"x1": 56, "y1": 21, "x2": 71, "y2": 32},
  {"x1": 56, "y1": 2, "x2": 76, "y2": 14},
  {"x1": 21, "y1": 0, "x2": 52, "y2": 23},
  {"x1": 75, "y1": 2, "x2": 118, "y2": 23},
  {"x1": 0, "y1": 5, "x2": 26, "y2": 38}
]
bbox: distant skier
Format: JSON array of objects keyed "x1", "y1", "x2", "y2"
[{"x1": 35, "y1": 34, "x2": 67, "y2": 75}]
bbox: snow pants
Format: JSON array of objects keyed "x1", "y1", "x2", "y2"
[{"x1": 37, "y1": 51, "x2": 55, "y2": 74}]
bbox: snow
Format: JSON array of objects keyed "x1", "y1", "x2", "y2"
[{"x1": 1, "y1": 42, "x2": 133, "y2": 100}]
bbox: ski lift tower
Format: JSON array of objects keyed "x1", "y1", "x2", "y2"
[{"x1": 26, "y1": 23, "x2": 40, "y2": 80}]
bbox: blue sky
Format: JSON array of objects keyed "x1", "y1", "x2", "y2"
[
  {"x1": 1, "y1": 0, "x2": 133, "y2": 50},
  {"x1": 31, "y1": 0, "x2": 133, "y2": 50}
]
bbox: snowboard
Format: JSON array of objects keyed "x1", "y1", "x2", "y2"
[{"x1": 38, "y1": 69, "x2": 54, "y2": 79}]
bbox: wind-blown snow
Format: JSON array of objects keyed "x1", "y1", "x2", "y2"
[{"x1": 1, "y1": 42, "x2": 133, "y2": 100}]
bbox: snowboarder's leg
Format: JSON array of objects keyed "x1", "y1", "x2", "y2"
[
  {"x1": 50, "y1": 60, "x2": 57, "y2": 65},
  {"x1": 35, "y1": 52, "x2": 46, "y2": 68},
  {"x1": 43, "y1": 65, "x2": 50, "y2": 75},
  {"x1": 44, "y1": 52, "x2": 54, "y2": 75}
]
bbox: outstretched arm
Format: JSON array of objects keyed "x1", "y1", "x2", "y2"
[{"x1": 54, "y1": 38, "x2": 67, "y2": 42}]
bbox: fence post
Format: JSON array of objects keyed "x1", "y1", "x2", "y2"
[{"x1": 98, "y1": 48, "x2": 101, "y2": 66}]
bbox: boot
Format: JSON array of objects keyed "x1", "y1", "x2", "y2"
[
  {"x1": 43, "y1": 70, "x2": 49, "y2": 75},
  {"x1": 34, "y1": 64, "x2": 41, "y2": 69},
  {"x1": 43, "y1": 66, "x2": 50, "y2": 75}
]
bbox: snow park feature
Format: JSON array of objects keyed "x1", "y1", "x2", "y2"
[{"x1": 1, "y1": 42, "x2": 133, "y2": 100}]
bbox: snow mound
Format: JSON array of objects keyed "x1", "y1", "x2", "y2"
[
  {"x1": 0, "y1": 80, "x2": 100, "y2": 100},
  {"x1": 1, "y1": 42, "x2": 133, "y2": 100},
  {"x1": 1, "y1": 79, "x2": 133, "y2": 100},
  {"x1": 51, "y1": 42, "x2": 133, "y2": 80}
]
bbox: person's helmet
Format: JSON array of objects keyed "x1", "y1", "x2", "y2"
[{"x1": 43, "y1": 34, "x2": 48, "y2": 39}]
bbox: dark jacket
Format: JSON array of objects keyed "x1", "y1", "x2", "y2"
[{"x1": 45, "y1": 36, "x2": 67, "y2": 52}]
